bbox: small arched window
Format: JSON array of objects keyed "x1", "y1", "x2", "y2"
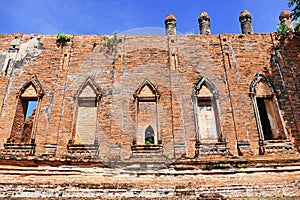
[{"x1": 145, "y1": 125, "x2": 155, "y2": 144}]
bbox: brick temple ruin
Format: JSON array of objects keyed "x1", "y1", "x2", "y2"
[{"x1": 0, "y1": 10, "x2": 299, "y2": 199}]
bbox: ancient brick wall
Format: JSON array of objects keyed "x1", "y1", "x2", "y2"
[
  {"x1": 0, "y1": 31, "x2": 299, "y2": 199},
  {"x1": 0, "y1": 32, "x2": 299, "y2": 161}
]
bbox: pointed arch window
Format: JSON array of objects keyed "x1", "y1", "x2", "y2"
[
  {"x1": 145, "y1": 125, "x2": 155, "y2": 144},
  {"x1": 192, "y1": 77, "x2": 222, "y2": 144},
  {"x1": 250, "y1": 74, "x2": 287, "y2": 141},
  {"x1": 8, "y1": 75, "x2": 44, "y2": 145},
  {"x1": 133, "y1": 80, "x2": 160, "y2": 145},
  {"x1": 71, "y1": 77, "x2": 102, "y2": 145}
]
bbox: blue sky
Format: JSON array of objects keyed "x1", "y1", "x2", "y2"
[{"x1": 0, "y1": 0, "x2": 290, "y2": 35}]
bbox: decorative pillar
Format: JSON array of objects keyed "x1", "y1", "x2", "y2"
[
  {"x1": 239, "y1": 10, "x2": 253, "y2": 34},
  {"x1": 165, "y1": 14, "x2": 177, "y2": 35},
  {"x1": 198, "y1": 12, "x2": 211, "y2": 35}
]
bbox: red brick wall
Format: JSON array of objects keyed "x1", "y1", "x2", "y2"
[{"x1": 0, "y1": 33, "x2": 298, "y2": 161}]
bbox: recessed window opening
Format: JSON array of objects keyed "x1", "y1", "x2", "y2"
[
  {"x1": 193, "y1": 77, "x2": 222, "y2": 144},
  {"x1": 24, "y1": 99, "x2": 38, "y2": 118},
  {"x1": 73, "y1": 80, "x2": 101, "y2": 145},
  {"x1": 75, "y1": 96, "x2": 97, "y2": 144},
  {"x1": 9, "y1": 76, "x2": 44, "y2": 145},
  {"x1": 145, "y1": 125, "x2": 155, "y2": 144},
  {"x1": 250, "y1": 74, "x2": 287, "y2": 143},
  {"x1": 257, "y1": 97, "x2": 282, "y2": 140},
  {"x1": 197, "y1": 97, "x2": 218, "y2": 141},
  {"x1": 134, "y1": 80, "x2": 160, "y2": 145}
]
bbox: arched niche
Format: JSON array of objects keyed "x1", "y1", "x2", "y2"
[
  {"x1": 250, "y1": 73, "x2": 287, "y2": 141},
  {"x1": 9, "y1": 75, "x2": 44, "y2": 145},
  {"x1": 71, "y1": 77, "x2": 102, "y2": 145},
  {"x1": 192, "y1": 76, "x2": 222, "y2": 144},
  {"x1": 133, "y1": 79, "x2": 160, "y2": 145}
]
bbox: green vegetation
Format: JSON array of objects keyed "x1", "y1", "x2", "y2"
[
  {"x1": 99, "y1": 32, "x2": 119, "y2": 53},
  {"x1": 56, "y1": 33, "x2": 70, "y2": 47},
  {"x1": 238, "y1": 33, "x2": 245, "y2": 38},
  {"x1": 288, "y1": 0, "x2": 300, "y2": 20},
  {"x1": 105, "y1": 32, "x2": 119, "y2": 49},
  {"x1": 237, "y1": 163, "x2": 243, "y2": 168},
  {"x1": 145, "y1": 137, "x2": 154, "y2": 144},
  {"x1": 276, "y1": 21, "x2": 290, "y2": 36}
]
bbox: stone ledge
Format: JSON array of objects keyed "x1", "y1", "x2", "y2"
[
  {"x1": 131, "y1": 144, "x2": 163, "y2": 158},
  {"x1": 0, "y1": 153, "x2": 298, "y2": 171}
]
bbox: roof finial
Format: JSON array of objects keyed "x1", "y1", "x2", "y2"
[
  {"x1": 165, "y1": 14, "x2": 177, "y2": 35},
  {"x1": 239, "y1": 10, "x2": 253, "y2": 34},
  {"x1": 198, "y1": 12, "x2": 211, "y2": 35}
]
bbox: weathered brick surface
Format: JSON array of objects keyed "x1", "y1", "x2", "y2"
[
  {"x1": 0, "y1": 163, "x2": 300, "y2": 199},
  {"x1": 0, "y1": 32, "x2": 299, "y2": 198},
  {"x1": 0, "y1": 33, "x2": 298, "y2": 157}
]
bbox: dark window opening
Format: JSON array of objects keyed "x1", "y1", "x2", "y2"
[
  {"x1": 145, "y1": 125, "x2": 154, "y2": 144},
  {"x1": 257, "y1": 98, "x2": 274, "y2": 140}
]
